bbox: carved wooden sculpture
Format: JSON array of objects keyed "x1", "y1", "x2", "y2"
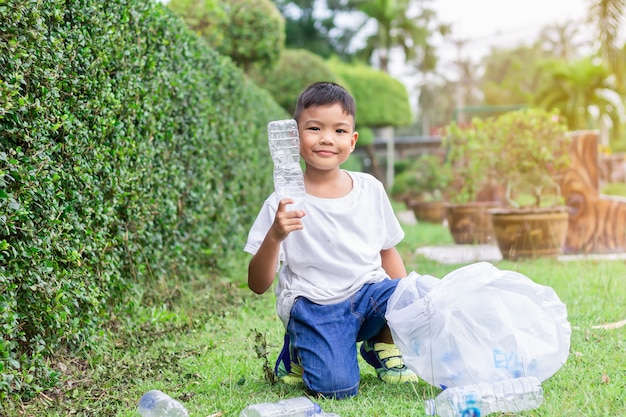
[{"x1": 560, "y1": 130, "x2": 626, "y2": 253}]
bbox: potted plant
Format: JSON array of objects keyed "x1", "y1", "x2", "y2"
[
  {"x1": 442, "y1": 121, "x2": 504, "y2": 244},
  {"x1": 485, "y1": 108, "x2": 572, "y2": 259},
  {"x1": 392, "y1": 153, "x2": 453, "y2": 223}
]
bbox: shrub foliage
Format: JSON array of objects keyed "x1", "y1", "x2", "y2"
[
  {"x1": 168, "y1": 0, "x2": 285, "y2": 72},
  {"x1": 0, "y1": 0, "x2": 285, "y2": 399},
  {"x1": 328, "y1": 58, "x2": 413, "y2": 128},
  {"x1": 249, "y1": 48, "x2": 346, "y2": 116}
]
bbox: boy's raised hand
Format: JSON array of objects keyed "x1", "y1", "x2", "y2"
[{"x1": 270, "y1": 198, "x2": 306, "y2": 241}]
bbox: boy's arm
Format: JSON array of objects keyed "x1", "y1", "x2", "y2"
[
  {"x1": 381, "y1": 247, "x2": 407, "y2": 279},
  {"x1": 248, "y1": 199, "x2": 305, "y2": 294},
  {"x1": 248, "y1": 233, "x2": 282, "y2": 294}
]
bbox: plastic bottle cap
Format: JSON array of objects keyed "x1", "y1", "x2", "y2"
[{"x1": 462, "y1": 407, "x2": 481, "y2": 417}]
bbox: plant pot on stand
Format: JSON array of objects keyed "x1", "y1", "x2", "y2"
[
  {"x1": 409, "y1": 200, "x2": 448, "y2": 224},
  {"x1": 489, "y1": 207, "x2": 570, "y2": 260},
  {"x1": 392, "y1": 153, "x2": 453, "y2": 223},
  {"x1": 442, "y1": 120, "x2": 505, "y2": 244},
  {"x1": 482, "y1": 108, "x2": 572, "y2": 259},
  {"x1": 445, "y1": 201, "x2": 502, "y2": 244}
]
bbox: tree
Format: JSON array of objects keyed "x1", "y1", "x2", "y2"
[
  {"x1": 480, "y1": 43, "x2": 552, "y2": 107},
  {"x1": 534, "y1": 57, "x2": 622, "y2": 138},
  {"x1": 248, "y1": 48, "x2": 345, "y2": 115},
  {"x1": 536, "y1": 20, "x2": 589, "y2": 61},
  {"x1": 356, "y1": 0, "x2": 448, "y2": 73},
  {"x1": 588, "y1": 0, "x2": 626, "y2": 89},
  {"x1": 168, "y1": 0, "x2": 285, "y2": 72},
  {"x1": 271, "y1": 0, "x2": 381, "y2": 60},
  {"x1": 218, "y1": 0, "x2": 285, "y2": 72},
  {"x1": 417, "y1": 75, "x2": 458, "y2": 133},
  {"x1": 167, "y1": 0, "x2": 228, "y2": 48}
]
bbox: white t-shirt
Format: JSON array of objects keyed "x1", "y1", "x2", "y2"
[{"x1": 244, "y1": 170, "x2": 405, "y2": 328}]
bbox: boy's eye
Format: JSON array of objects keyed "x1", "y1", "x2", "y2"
[
  {"x1": 336, "y1": 129, "x2": 347, "y2": 134},
  {"x1": 307, "y1": 127, "x2": 320, "y2": 131}
]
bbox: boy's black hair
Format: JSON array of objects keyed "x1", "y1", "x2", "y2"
[{"x1": 293, "y1": 82, "x2": 356, "y2": 127}]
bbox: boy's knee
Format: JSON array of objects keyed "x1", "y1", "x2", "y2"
[
  {"x1": 304, "y1": 375, "x2": 359, "y2": 400},
  {"x1": 299, "y1": 351, "x2": 361, "y2": 399}
]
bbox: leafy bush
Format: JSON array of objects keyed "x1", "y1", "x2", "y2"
[
  {"x1": 249, "y1": 48, "x2": 346, "y2": 116},
  {"x1": 0, "y1": 0, "x2": 285, "y2": 400},
  {"x1": 328, "y1": 58, "x2": 413, "y2": 128},
  {"x1": 166, "y1": 0, "x2": 228, "y2": 48},
  {"x1": 442, "y1": 121, "x2": 494, "y2": 203},
  {"x1": 483, "y1": 108, "x2": 570, "y2": 207},
  {"x1": 391, "y1": 153, "x2": 453, "y2": 201},
  {"x1": 168, "y1": 0, "x2": 285, "y2": 72},
  {"x1": 217, "y1": 0, "x2": 285, "y2": 71}
]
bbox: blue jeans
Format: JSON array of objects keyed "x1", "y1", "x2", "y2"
[{"x1": 287, "y1": 278, "x2": 400, "y2": 399}]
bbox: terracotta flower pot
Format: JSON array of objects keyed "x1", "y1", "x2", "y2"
[
  {"x1": 489, "y1": 206, "x2": 570, "y2": 260},
  {"x1": 409, "y1": 200, "x2": 447, "y2": 224},
  {"x1": 445, "y1": 201, "x2": 502, "y2": 244}
]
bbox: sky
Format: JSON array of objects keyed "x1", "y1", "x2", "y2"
[
  {"x1": 388, "y1": 0, "x2": 595, "y2": 105},
  {"x1": 432, "y1": 0, "x2": 592, "y2": 63}
]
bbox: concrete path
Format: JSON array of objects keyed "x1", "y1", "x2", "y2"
[{"x1": 398, "y1": 211, "x2": 626, "y2": 264}]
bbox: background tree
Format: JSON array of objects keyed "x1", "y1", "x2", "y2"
[
  {"x1": 534, "y1": 57, "x2": 622, "y2": 139},
  {"x1": 356, "y1": 0, "x2": 448, "y2": 73},
  {"x1": 271, "y1": 0, "x2": 351, "y2": 58},
  {"x1": 169, "y1": 0, "x2": 285, "y2": 72},
  {"x1": 219, "y1": 0, "x2": 285, "y2": 71},
  {"x1": 537, "y1": 20, "x2": 589, "y2": 61},
  {"x1": 417, "y1": 75, "x2": 458, "y2": 133},
  {"x1": 167, "y1": 0, "x2": 228, "y2": 48},
  {"x1": 480, "y1": 44, "x2": 552, "y2": 107},
  {"x1": 588, "y1": 0, "x2": 626, "y2": 89},
  {"x1": 248, "y1": 48, "x2": 345, "y2": 115}
]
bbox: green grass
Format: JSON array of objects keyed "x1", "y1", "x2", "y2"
[
  {"x1": 5, "y1": 211, "x2": 626, "y2": 416},
  {"x1": 601, "y1": 182, "x2": 626, "y2": 198}
]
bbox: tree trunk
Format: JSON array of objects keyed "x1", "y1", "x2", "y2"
[{"x1": 366, "y1": 143, "x2": 382, "y2": 181}]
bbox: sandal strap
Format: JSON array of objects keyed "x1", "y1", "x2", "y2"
[{"x1": 373, "y1": 342, "x2": 404, "y2": 369}]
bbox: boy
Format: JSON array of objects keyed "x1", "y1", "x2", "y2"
[{"x1": 244, "y1": 81, "x2": 417, "y2": 399}]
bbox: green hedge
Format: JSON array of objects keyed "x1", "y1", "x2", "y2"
[
  {"x1": 0, "y1": 0, "x2": 285, "y2": 399},
  {"x1": 328, "y1": 58, "x2": 413, "y2": 127},
  {"x1": 249, "y1": 48, "x2": 346, "y2": 116}
]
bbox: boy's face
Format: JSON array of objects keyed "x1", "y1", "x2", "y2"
[{"x1": 298, "y1": 103, "x2": 358, "y2": 173}]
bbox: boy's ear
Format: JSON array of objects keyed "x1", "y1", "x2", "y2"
[{"x1": 350, "y1": 131, "x2": 358, "y2": 152}]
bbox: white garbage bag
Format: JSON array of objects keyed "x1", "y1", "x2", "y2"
[{"x1": 386, "y1": 262, "x2": 571, "y2": 389}]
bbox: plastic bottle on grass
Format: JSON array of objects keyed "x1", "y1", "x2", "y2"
[
  {"x1": 268, "y1": 119, "x2": 306, "y2": 208},
  {"x1": 137, "y1": 390, "x2": 189, "y2": 417},
  {"x1": 239, "y1": 396, "x2": 323, "y2": 417},
  {"x1": 424, "y1": 376, "x2": 544, "y2": 417}
]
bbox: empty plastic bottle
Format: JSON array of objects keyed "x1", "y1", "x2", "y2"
[
  {"x1": 424, "y1": 376, "x2": 544, "y2": 417},
  {"x1": 137, "y1": 390, "x2": 189, "y2": 417},
  {"x1": 239, "y1": 396, "x2": 322, "y2": 417},
  {"x1": 267, "y1": 119, "x2": 306, "y2": 207}
]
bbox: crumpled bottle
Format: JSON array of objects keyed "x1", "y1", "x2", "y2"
[
  {"x1": 267, "y1": 119, "x2": 306, "y2": 208},
  {"x1": 240, "y1": 396, "x2": 331, "y2": 417},
  {"x1": 424, "y1": 376, "x2": 544, "y2": 417},
  {"x1": 137, "y1": 390, "x2": 189, "y2": 417}
]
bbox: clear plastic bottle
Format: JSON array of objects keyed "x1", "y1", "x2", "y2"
[
  {"x1": 239, "y1": 396, "x2": 322, "y2": 417},
  {"x1": 424, "y1": 376, "x2": 544, "y2": 417},
  {"x1": 137, "y1": 390, "x2": 189, "y2": 417},
  {"x1": 267, "y1": 119, "x2": 306, "y2": 207}
]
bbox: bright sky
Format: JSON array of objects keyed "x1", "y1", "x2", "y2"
[
  {"x1": 388, "y1": 0, "x2": 595, "y2": 99},
  {"x1": 433, "y1": 0, "x2": 593, "y2": 66}
]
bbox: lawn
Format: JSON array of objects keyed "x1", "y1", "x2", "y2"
[{"x1": 8, "y1": 211, "x2": 626, "y2": 416}]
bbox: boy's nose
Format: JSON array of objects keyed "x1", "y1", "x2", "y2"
[{"x1": 320, "y1": 131, "x2": 334, "y2": 144}]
